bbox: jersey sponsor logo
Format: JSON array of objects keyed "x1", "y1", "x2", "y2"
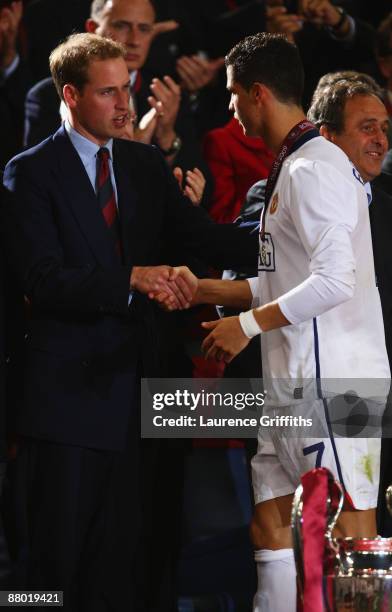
[
  {"x1": 352, "y1": 166, "x2": 365, "y2": 185},
  {"x1": 269, "y1": 192, "x2": 279, "y2": 215},
  {"x1": 258, "y1": 232, "x2": 275, "y2": 272}
]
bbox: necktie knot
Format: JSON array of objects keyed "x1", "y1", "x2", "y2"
[{"x1": 98, "y1": 147, "x2": 110, "y2": 163}]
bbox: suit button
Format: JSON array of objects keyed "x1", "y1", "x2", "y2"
[
  {"x1": 24, "y1": 333, "x2": 29, "y2": 340},
  {"x1": 82, "y1": 359, "x2": 90, "y2": 367}
]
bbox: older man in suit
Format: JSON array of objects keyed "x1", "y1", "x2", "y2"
[{"x1": 2, "y1": 33, "x2": 257, "y2": 612}]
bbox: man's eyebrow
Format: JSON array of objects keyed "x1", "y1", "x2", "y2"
[
  {"x1": 111, "y1": 19, "x2": 152, "y2": 26},
  {"x1": 360, "y1": 117, "x2": 389, "y2": 124},
  {"x1": 96, "y1": 85, "x2": 117, "y2": 93},
  {"x1": 110, "y1": 19, "x2": 131, "y2": 25}
]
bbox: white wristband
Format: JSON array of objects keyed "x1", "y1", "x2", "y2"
[{"x1": 239, "y1": 310, "x2": 262, "y2": 339}]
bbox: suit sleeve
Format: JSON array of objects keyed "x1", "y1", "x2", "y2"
[{"x1": 2, "y1": 159, "x2": 131, "y2": 316}]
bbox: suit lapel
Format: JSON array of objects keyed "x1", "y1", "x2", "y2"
[{"x1": 52, "y1": 126, "x2": 118, "y2": 267}]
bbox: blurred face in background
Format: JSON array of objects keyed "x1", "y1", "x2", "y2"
[{"x1": 87, "y1": 0, "x2": 155, "y2": 72}]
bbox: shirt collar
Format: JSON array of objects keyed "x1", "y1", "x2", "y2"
[
  {"x1": 64, "y1": 120, "x2": 114, "y2": 163},
  {"x1": 365, "y1": 181, "x2": 372, "y2": 205},
  {"x1": 130, "y1": 70, "x2": 138, "y2": 88}
]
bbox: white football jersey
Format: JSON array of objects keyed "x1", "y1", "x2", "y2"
[{"x1": 250, "y1": 135, "x2": 390, "y2": 386}]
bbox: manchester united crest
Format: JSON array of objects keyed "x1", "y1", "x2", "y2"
[{"x1": 270, "y1": 192, "x2": 279, "y2": 215}]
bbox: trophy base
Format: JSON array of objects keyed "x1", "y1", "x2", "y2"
[{"x1": 331, "y1": 574, "x2": 392, "y2": 611}]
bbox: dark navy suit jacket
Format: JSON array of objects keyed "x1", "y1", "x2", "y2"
[{"x1": 2, "y1": 126, "x2": 258, "y2": 451}]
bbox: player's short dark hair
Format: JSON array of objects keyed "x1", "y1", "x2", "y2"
[
  {"x1": 90, "y1": 0, "x2": 156, "y2": 21},
  {"x1": 376, "y1": 13, "x2": 392, "y2": 58},
  {"x1": 225, "y1": 33, "x2": 304, "y2": 106},
  {"x1": 50, "y1": 32, "x2": 126, "y2": 100},
  {"x1": 308, "y1": 79, "x2": 384, "y2": 133}
]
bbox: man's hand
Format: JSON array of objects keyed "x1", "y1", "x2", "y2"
[
  {"x1": 298, "y1": 0, "x2": 345, "y2": 27},
  {"x1": 201, "y1": 316, "x2": 250, "y2": 363},
  {"x1": 148, "y1": 76, "x2": 181, "y2": 151},
  {"x1": 131, "y1": 265, "x2": 197, "y2": 309},
  {"x1": 133, "y1": 107, "x2": 158, "y2": 144},
  {"x1": 149, "y1": 266, "x2": 199, "y2": 311},
  {"x1": 266, "y1": 5, "x2": 303, "y2": 43},
  {"x1": 173, "y1": 166, "x2": 206, "y2": 205},
  {"x1": 176, "y1": 55, "x2": 224, "y2": 93},
  {"x1": 0, "y1": 0, "x2": 22, "y2": 70},
  {"x1": 152, "y1": 19, "x2": 179, "y2": 38}
]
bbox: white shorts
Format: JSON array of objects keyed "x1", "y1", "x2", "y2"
[{"x1": 251, "y1": 398, "x2": 382, "y2": 510}]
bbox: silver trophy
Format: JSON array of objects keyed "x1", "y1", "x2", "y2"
[{"x1": 292, "y1": 469, "x2": 392, "y2": 611}]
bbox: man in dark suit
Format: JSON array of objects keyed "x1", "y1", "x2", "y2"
[
  {"x1": 24, "y1": 0, "x2": 210, "y2": 198},
  {"x1": 2, "y1": 32, "x2": 257, "y2": 611}
]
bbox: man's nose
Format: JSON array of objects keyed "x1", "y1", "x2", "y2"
[
  {"x1": 126, "y1": 24, "x2": 141, "y2": 46},
  {"x1": 116, "y1": 90, "x2": 130, "y2": 109},
  {"x1": 374, "y1": 126, "x2": 388, "y2": 149}
]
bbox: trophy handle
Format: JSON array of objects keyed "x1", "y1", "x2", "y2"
[
  {"x1": 325, "y1": 474, "x2": 344, "y2": 547},
  {"x1": 291, "y1": 484, "x2": 305, "y2": 595},
  {"x1": 386, "y1": 485, "x2": 392, "y2": 516},
  {"x1": 291, "y1": 470, "x2": 345, "y2": 596}
]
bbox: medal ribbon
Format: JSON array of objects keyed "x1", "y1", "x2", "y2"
[
  {"x1": 299, "y1": 468, "x2": 343, "y2": 612},
  {"x1": 260, "y1": 120, "x2": 319, "y2": 239}
]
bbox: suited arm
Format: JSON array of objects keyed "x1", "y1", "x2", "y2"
[{"x1": 2, "y1": 161, "x2": 132, "y2": 316}]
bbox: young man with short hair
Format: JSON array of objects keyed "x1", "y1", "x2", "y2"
[
  {"x1": 158, "y1": 34, "x2": 390, "y2": 611},
  {"x1": 2, "y1": 32, "x2": 256, "y2": 611}
]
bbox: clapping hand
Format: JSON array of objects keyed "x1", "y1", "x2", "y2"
[
  {"x1": 266, "y1": 3, "x2": 303, "y2": 43},
  {"x1": 173, "y1": 167, "x2": 206, "y2": 205},
  {"x1": 298, "y1": 0, "x2": 345, "y2": 27},
  {"x1": 148, "y1": 76, "x2": 181, "y2": 151},
  {"x1": 176, "y1": 55, "x2": 224, "y2": 93}
]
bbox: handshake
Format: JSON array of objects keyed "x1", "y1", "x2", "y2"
[
  {"x1": 130, "y1": 264, "x2": 198, "y2": 310},
  {"x1": 129, "y1": 264, "x2": 254, "y2": 363}
]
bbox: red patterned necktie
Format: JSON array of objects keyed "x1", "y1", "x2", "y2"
[{"x1": 96, "y1": 147, "x2": 123, "y2": 260}]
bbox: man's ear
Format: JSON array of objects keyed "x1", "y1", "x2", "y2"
[
  {"x1": 85, "y1": 18, "x2": 98, "y2": 33},
  {"x1": 319, "y1": 124, "x2": 335, "y2": 143},
  {"x1": 252, "y1": 82, "x2": 268, "y2": 105},
  {"x1": 63, "y1": 84, "x2": 79, "y2": 109}
]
